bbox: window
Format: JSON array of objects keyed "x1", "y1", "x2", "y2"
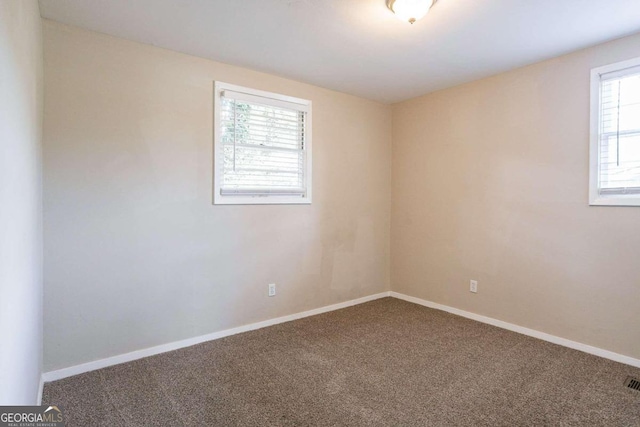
[
  {"x1": 590, "y1": 57, "x2": 640, "y2": 206},
  {"x1": 213, "y1": 82, "x2": 312, "y2": 205}
]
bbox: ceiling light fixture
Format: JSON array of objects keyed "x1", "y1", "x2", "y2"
[{"x1": 387, "y1": 0, "x2": 436, "y2": 24}]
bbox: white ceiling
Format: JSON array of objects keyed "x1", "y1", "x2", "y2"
[{"x1": 39, "y1": 0, "x2": 640, "y2": 103}]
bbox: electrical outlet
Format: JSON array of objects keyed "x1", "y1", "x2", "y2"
[
  {"x1": 268, "y1": 283, "x2": 276, "y2": 297},
  {"x1": 470, "y1": 280, "x2": 478, "y2": 293}
]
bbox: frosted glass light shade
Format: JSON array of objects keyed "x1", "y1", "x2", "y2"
[{"x1": 388, "y1": 0, "x2": 435, "y2": 24}]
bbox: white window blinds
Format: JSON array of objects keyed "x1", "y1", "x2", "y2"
[
  {"x1": 214, "y1": 83, "x2": 312, "y2": 204},
  {"x1": 597, "y1": 65, "x2": 640, "y2": 196}
]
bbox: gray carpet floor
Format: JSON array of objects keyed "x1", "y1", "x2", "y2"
[{"x1": 43, "y1": 297, "x2": 640, "y2": 426}]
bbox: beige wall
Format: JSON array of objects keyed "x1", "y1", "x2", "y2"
[
  {"x1": 0, "y1": 0, "x2": 43, "y2": 404},
  {"x1": 43, "y1": 21, "x2": 391, "y2": 371},
  {"x1": 392, "y1": 33, "x2": 640, "y2": 359},
  {"x1": 43, "y1": 17, "x2": 640, "y2": 371}
]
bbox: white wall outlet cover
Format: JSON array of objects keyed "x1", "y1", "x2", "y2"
[
  {"x1": 470, "y1": 280, "x2": 478, "y2": 293},
  {"x1": 268, "y1": 283, "x2": 276, "y2": 297}
]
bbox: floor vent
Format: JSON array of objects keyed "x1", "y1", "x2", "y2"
[{"x1": 624, "y1": 376, "x2": 640, "y2": 392}]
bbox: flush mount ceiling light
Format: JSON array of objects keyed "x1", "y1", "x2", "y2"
[{"x1": 387, "y1": 0, "x2": 436, "y2": 24}]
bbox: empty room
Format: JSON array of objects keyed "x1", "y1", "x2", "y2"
[{"x1": 2, "y1": 0, "x2": 640, "y2": 425}]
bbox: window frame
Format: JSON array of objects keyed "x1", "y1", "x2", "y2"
[
  {"x1": 589, "y1": 57, "x2": 640, "y2": 207},
  {"x1": 213, "y1": 81, "x2": 312, "y2": 205}
]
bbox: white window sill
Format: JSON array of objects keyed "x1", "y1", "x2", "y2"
[
  {"x1": 589, "y1": 195, "x2": 640, "y2": 207},
  {"x1": 213, "y1": 195, "x2": 312, "y2": 205}
]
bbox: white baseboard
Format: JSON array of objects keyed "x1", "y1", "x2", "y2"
[
  {"x1": 42, "y1": 291, "x2": 392, "y2": 382},
  {"x1": 391, "y1": 291, "x2": 640, "y2": 369},
  {"x1": 42, "y1": 289, "x2": 639, "y2": 385},
  {"x1": 37, "y1": 375, "x2": 44, "y2": 405}
]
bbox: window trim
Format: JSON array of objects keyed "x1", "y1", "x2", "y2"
[
  {"x1": 213, "y1": 81, "x2": 312, "y2": 205},
  {"x1": 589, "y1": 57, "x2": 640, "y2": 207}
]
